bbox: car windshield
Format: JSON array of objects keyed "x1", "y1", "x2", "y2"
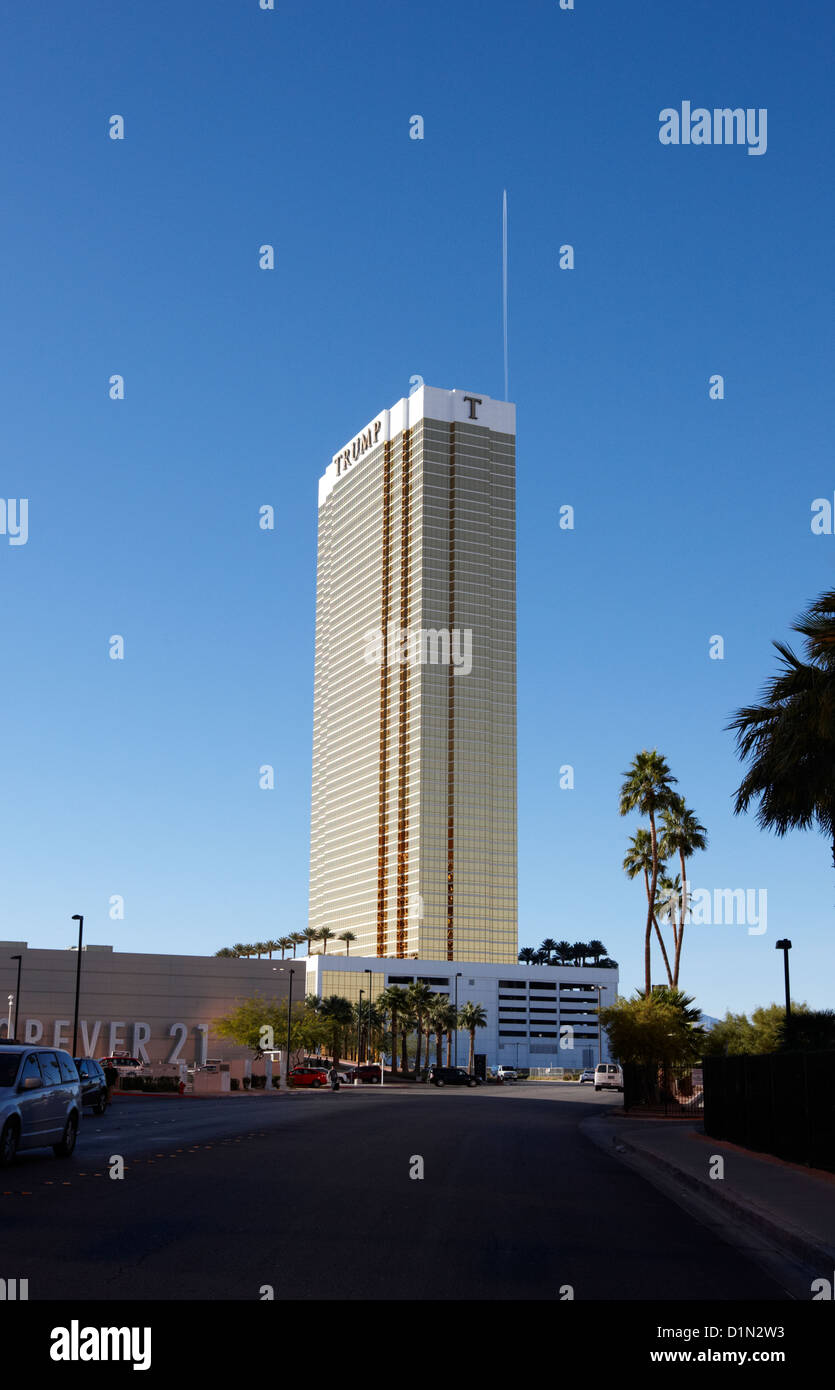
[{"x1": 0, "y1": 1053, "x2": 23, "y2": 1086}]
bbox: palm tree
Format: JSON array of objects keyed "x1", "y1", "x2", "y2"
[
  {"x1": 458, "y1": 1001, "x2": 488, "y2": 1074},
  {"x1": 215, "y1": 947, "x2": 235, "y2": 957},
  {"x1": 378, "y1": 985, "x2": 409, "y2": 1075},
  {"x1": 232, "y1": 943, "x2": 247, "y2": 958},
  {"x1": 729, "y1": 589, "x2": 835, "y2": 870},
  {"x1": 660, "y1": 796, "x2": 707, "y2": 986},
  {"x1": 289, "y1": 932, "x2": 306, "y2": 957},
  {"x1": 539, "y1": 938, "x2": 558, "y2": 964},
  {"x1": 427, "y1": 996, "x2": 454, "y2": 1067},
  {"x1": 554, "y1": 940, "x2": 573, "y2": 966},
  {"x1": 317, "y1": 927, "x2": 335, "y2": 955},
  {"x1": 239, "y1": 944, "x2": 256, "y2": 959},
  {"x1": 317, "y1": 996, "x2": 354, "y2": 1068},
  {"x1": 338, "y1": 931, "x2": 357, "y2": 956},
  {"x1": 406, "y1": 983, "x2": 435, "y2": 1079},
  {"x1": 302, "y1": 927, "x2": 319, "y2": 955},
  {"x1": 571, "y1": 942, "x2": 590, "y2": 967},
  {"x1": 435, "y1": 1002, "x2": 459, "y2": 1066},
  {"x1": 623, "y1": 829, "x2": 673, "y2": 987},
  {"x1": 276, "y1": 937, "x2": 293, "y2": 959},
  {"x1": 518, "y1": 947, "x2": 536, "y2": 964},
  {"x1": 587, "y1": 939, "x2": 607, "y2": 966},
  {"x1": 619, "y1": 749, "x2": 678, "y2": 996}
]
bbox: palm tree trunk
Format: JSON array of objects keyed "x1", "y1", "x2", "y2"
[
  {"x1": 643, "y1": 867, "x2": 673, "y2": 984},
  {"x1": 436, "y1": 1031, "x2": 442, "y2": 1066},
  {"x1": 673, "y1": 851, "x2": 688, "y2": 986},
  {"x1": 391, "y1": 1015, "x2": 398, "y2": 1074},
  {"x1": 645, "y1": 811, "x2": 660, "y2": 996},
  {"x1": 401, "y1": 1030, "x2": 409, "y2": 1076},
  {"x1": 468, "y1": 1030, "x2": 475, "y2": 1073},
  {"x1": 414, "y1": 1021, "x2": 422, "y2": 1078},
  {"x1": 445, "y1": 1031, "x2": 452, "y2": 1066}
]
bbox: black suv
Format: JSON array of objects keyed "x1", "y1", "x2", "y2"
[
  {"x1": 73, "y1": 1058, "x2": 108, "y2": 1115},
  {"x1": 428, "y1": 1066, "x2": 480, "y2": 1088}
]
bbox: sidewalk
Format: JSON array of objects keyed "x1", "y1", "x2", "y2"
[{"x1": 585, "y1": 1114, "x2": 835, "y2": 1269}]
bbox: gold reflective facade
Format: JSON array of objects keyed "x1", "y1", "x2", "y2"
[{"x1": 310, "y1": 395, "x2": 517, "y2": 964}]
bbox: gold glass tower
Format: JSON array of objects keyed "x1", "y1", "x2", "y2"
[{"x1": 310, "y1": 386, "x2": 517, "y2": 963}]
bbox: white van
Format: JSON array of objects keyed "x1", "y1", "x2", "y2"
[{"x1": 594, "y1": 1062, "x2": 623, "y2": 1092}]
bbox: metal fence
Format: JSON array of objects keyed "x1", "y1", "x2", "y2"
[
  {"x1": 623, "y1": 1062, "x2": 704, "y2": 1116},
  {"x1": 703, "y1": 1052, "x2": 835, "y2": 1172}
]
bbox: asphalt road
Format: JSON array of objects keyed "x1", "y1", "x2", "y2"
[{"x1": 1, "y1": 1083, "x2": 790, "y2": 1300}]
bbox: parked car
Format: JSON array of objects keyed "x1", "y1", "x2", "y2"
[
  {"x1": 578, "y1": 1068, "x2": 595, "y2": 1084},
  {"x1": 288, "y1": 1066, "x2": 329, "y2": 1088},
  {"x1": 428, "y1": 1066, "x2": 480, "y2": 1088},
  {"x1": 344, "y1": 1064, "x2": 381, "y2": 1084},
  {"x1": 496, "y1": 1065, "x2": 518, "y2": 1081},
  {"x1": 98, "y1": 1054, "x2": 142, "y2": 1071},
  {"x1": 594, "y1": 1062, "x2": 624, "y2": 1092},
  {"x1": 73, "y1": 1057, "x2": 109, "y2": 1115},
  {"x1": 0, "y1": 1044, "x2": 82, "y2": 1165}
]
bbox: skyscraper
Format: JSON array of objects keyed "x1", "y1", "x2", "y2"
[{"x1": 310, "y1": 386, "x2": 517, "y2": 963}]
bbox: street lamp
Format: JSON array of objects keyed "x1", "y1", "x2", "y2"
[
  {"x1": 364, "y1": 968, "x2": 373, "y2": 1064},
  {"x1": 277, "y1": 967, "x2": 295, "y2": 1088},
  {"x1": 591, "y1": 984, "x2": 604, "y2": 1065},
  {"x1": 10, "y1": 956, "x2": 21, "y2": 1040},
  {"x1": 454, "y1": 972, "x2": 462, "y2": 1066},
  {"x1": 356, "y1": 989, "x2": 364, "y2": 1075},
  {"x1": 775, "y1": 940, "x2": 792, "y2": 1041},
  {"x1": 70, "y1": 915, "x2": 84, "y2": 1055},
  {"x1": 6, "y1": 996, "x2": 12, "y2": 1038}
]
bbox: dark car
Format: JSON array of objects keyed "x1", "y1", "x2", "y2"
[
  {"x1": 289, "y1": 1066, "x2": 329, "y2": 1088},
  {"x1": 343, "y1": 1064, "x2": 381, "y2": 1084},
  {"x1": 73, "y1": 1058, "x2": 109, "y2": 1115},
  {"x1": 428, "y1": 1066, "x2": 480, "y2": 1088}
]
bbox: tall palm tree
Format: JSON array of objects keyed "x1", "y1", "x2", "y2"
[
  {"x1": 458, "y1": 1001, "x2": 487, "y2": 1074},
  {"x1": 427, "y1": 996, "x2": 452, "y2": 1067},
  {"x1": 317, "y1": 927, "x2": 335, "y2": 955},
  {"x1": 518, "y1": 947, "x2": 536, "y2": 964},
  {"x1": 619, "y1": 749, "x2": 678, "y2": 996},
  {"x1": 276, "y1": 937, "x2": 293, "y2": 959},
  {"x1": 378, "y1": 985, "x2": 409, "y2": 1075},
  {"x1": 289, "y1": 932, "x2": 306, "y2": 957},
  {"x1": 406, "y1": 982, "x2": 435, "y2": 1079},
  {"x1": 660, "y1": 796, "x2": 707, "y2": 986},
  {"x1": 554, "y1": 940, "x2": 573, "y2": 966},
  {"x1": 729, "y1": 589, "x2": 835, "y2": 870},
  {"x1": 623, "y1": 829, "x2": 673, "y2": 987},
  {"x1": 317, "y1": 996, "x2": 354, "y2": 1068},
  {"x1": 338, "y1": 931, "x2": 357, "y2": 956},
  {"x1": 302, "y1": 927, "x2": 319, "y2": 956},
  {"x1": 435, "y1": 1002, "x2": 459, "y2": 1066},
  {"x1": 539, "y1": 938, "x2": 558, "y2": 964}
]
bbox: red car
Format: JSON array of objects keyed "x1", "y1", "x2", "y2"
[{"x1": 289, "y1": 1066, "x2": 329, "y2": 1088}]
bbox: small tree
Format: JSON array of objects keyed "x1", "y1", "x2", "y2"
[{"x1": 458, "y1": 1001, "x2": 488, "y2": 1073}]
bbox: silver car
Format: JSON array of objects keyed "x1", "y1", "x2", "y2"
[{"x1": 0, "y1": 1044, "x2": 82, "y2": 1165}]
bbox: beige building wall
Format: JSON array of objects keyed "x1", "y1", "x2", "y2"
[
  {"x1": 310, "y1": 387, "x2": 517, "y2": 964},
  {"x1": 0, "y1": 942, "x2": 295, "y2": 1065}
]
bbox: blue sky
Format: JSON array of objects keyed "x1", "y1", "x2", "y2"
[{"x1": 2, "y1": 0, "x2": 834, "y2": 1016}]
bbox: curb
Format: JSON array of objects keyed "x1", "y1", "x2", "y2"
[{"x1": 584, "y1": 1115, "x2": 835, "y2": 1272}]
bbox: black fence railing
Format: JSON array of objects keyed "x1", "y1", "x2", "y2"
[
  {"x1": 703, "y1": 1052, "x2": 835, "y2": 1172},
  {"x1": 623, "y1": 1062, "x2": 704, "y2": 1116}
]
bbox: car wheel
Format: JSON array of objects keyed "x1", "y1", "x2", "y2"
[
  {"x1": 53, "y1": 1112, "x2": 78, "y2": 1159},
  {"x1": 313, "y1": 1080, "x2": 322, "y2": 1088},
  {"x1": 436, "y1": 1078, "x2": 445, "y2": 1087},
  {"x1": 0, "y1": 1119, "x2": 19, "y2": 1167},
  {"x1": 467, "y1": 1079, "x2": 477, "y2": 1087},
  {"x1": 594, "y1": 1086, "x2": 600, "y2": 1092},
  {"x1": 93, "y1": 1097, "x2": 108, "y2": 1116}
]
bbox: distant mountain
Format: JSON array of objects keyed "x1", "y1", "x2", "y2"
[{"x1": 699, "y1": 1013, "x2": 721, "y2": 1030}]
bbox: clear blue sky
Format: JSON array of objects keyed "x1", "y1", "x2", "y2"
[{"x1": 2, "y1": 1, "x2": 834, "y2": 1017}]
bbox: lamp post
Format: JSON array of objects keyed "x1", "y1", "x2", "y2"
[
  {"x1": 10, "y1": 956, "x2": 21, "y2": 1040},
  {"x1": 364, "y1": 968, "x2": 373, "y2": 1065},
  {"x1": 70, "y1": 915, "x2": 84, "y2": 1055},
  {"x1": 591, "y1": 984, "x2": 604, "y2": 1065},
  {"x1": 356, "y1": 990, "x2": 363, "y2": 1076},
  {"x1": 277, "y1": 967, "x2": 295, "y2": 1088},
  {"x1": 6, "y1": 996, "x2": 12, "y2": 1038},
  {"x1": 775, "y1": 940, "x2": 792, "y2": 1043},
  {"x1": 454, "y1": 972, "x2": 462, "y2": 1066}
]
